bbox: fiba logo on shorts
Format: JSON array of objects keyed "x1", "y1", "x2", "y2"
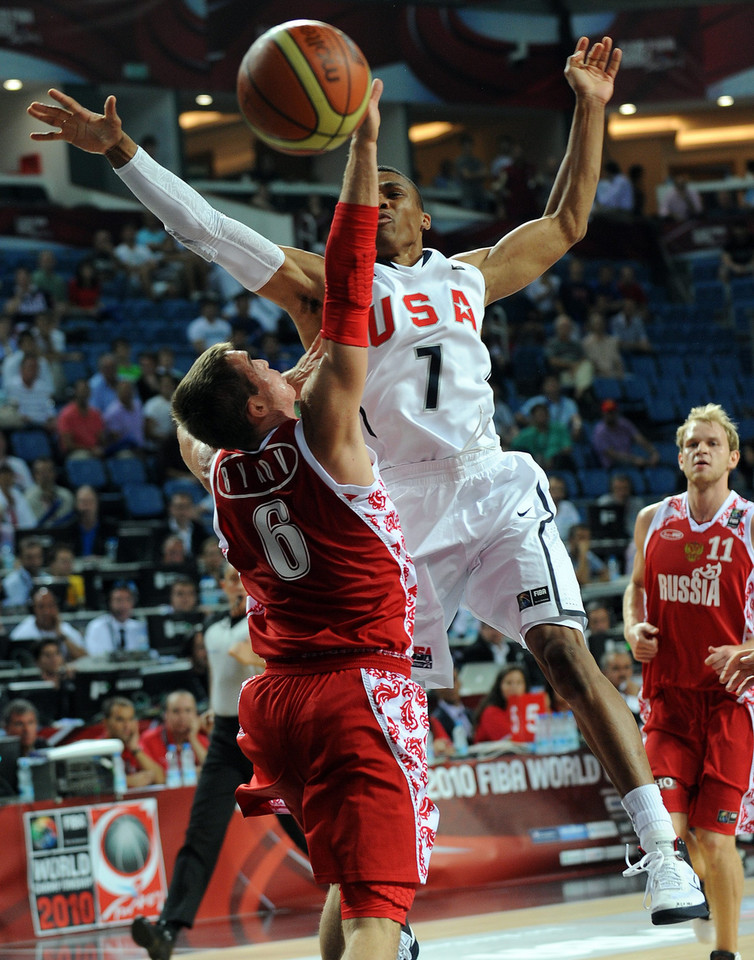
[
  {"x1": 717, "y1": 809, "x2": 738, "y2": 824},
  {"x1": 655, "y1": 776, "x2": 678, "y2": 791},
  {"x1": 102, "y1": 813, "x2": 150, "y2": 873}
]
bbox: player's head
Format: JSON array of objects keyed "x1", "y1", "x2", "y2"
[
  {"x1": 676, "y1": 403, "x2": 739, "y2": 453},
  {"x1": 172, "y1": 342, "x2": 295, "y2": 451},
  {"x1": 376, "y1": 166, "x2": 431, "y2": 259}
]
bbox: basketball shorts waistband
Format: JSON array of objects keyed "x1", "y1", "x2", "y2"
[{"x1": 381, "y1": 445, "x2": 504, "y2": 486}]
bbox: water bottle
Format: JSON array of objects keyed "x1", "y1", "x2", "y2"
[
  {"x1": 199, "y1": 575, "x2": 220, "y2": 608},
  {"x1": 452, "y1": 722, "x2": 469, "y2": 758},
  {"x1": 17, "y1": 756, "x2": 35, "y2": 801},
  {"x1": 607, "y1": 555, "x2": 620, "y2": 581},
  {"x1": 165, "y1": 744, "x2": 181, "y2": 788},
  {"x1": 105, "y1": 537, "x2": 119, "y2": 563},
  {"x1": 180, "y1": 742, "x2": 197, "y2": 787},
  {"x1": 426, "y1": 729, "x2": 435, "y2": 766},
  {"x1": 534, "y1": 712, "x2": 552, "y2": 755},
  {"x1": 112, "y1": 751, "x2": 127, "y2": 798}
]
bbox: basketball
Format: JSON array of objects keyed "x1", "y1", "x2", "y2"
[{"x1": 237, "y1": 20, "x2": 371, "y2": 155}]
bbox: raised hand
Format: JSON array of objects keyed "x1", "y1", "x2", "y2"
[
  {"x1": 27, "y1": 88, "x2": 123, "y2": 154},
  {"x1": 565, "y1": 36, "x2": 622, "y2": 106},
  {"x1": 354, "y1": 77, "x2": 383, "y2": 144}
]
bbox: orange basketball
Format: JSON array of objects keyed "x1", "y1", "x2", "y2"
[{"x1": 237, "y1": 20, "x2": 372, "y2": 155}]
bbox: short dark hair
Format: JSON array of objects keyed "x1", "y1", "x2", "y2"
[
  {"x1": 3, "y1": 698, "x2": 39, "y2": 725},
  {"x1": 102, "y1": 695, "x2": 134, "y2": 719},
  {"x1": 171, "y1": 342, "x2": 260, "y2": 450},
  {"x1": 33, "y1": 637, "x2": 61, "y2": 660}
]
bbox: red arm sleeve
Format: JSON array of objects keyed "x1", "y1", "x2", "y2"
[{"x1": 321, "y1": 201, "x2": 378, "y2": 347}]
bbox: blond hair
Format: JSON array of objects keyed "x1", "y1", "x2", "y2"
[{"x1": 676, "y1": 403, "x2": 739, "y2": 452}]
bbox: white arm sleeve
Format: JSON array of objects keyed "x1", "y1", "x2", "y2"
[{"x1": 114, "y1": 147, "x2": 285, "y2": 291}]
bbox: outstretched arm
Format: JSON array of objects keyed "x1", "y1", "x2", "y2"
[
  {"x1": 27, "y1": 89, "x2": 325, "y2": 347},
  {"x1": 300, "y1": 81, "x2": 381, "y2": 485},
  {"x1": 455, "y1": 37, "x2": 621, "y2": 305}
]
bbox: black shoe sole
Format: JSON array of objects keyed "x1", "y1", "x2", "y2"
[{"x1": 651, "y1": 901, "x2": 710, "y2": 925}]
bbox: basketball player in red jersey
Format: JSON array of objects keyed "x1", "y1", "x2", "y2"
[
  {"x1": 29, "y1": 38, "x2": 707, "y2": 924},
  {"x1": 168, "y1": 81, "x2": 435, "y2": 960},
  {"x1": 624, "y1": 404, "x2": 754, "y2": 960}
]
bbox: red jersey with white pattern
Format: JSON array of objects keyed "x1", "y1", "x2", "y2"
[
  {"x1": 210, "y1": 418, "x2": 416, "y2": 670},
  {"x1": 364, "y1": 250, "x2": 498, "y2": 469},
  {"x1": 642, "y1": 490, "x2": 754, "y2": 698}
]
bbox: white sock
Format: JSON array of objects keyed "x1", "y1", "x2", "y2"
[{"x1": 622, "y1": 784, "x2": 676, "y2": 850}]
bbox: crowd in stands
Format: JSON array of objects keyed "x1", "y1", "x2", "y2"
[{"x1": 1, "y1": 152, "x2": 753, "y2": 763}]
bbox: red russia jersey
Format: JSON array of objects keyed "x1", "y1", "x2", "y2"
[
  {"x1": 210, "y1": 419, "x2": 416, "y2": 667},
  {"x1": 642, "y1": 490, "x2": 754, "y2": 697}
]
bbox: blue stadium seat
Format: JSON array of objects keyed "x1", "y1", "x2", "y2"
[
  {"x1": 645, "y1": 466, "x2": 681, "y2": 497},
  {"x1": 692, "y1": 280, "x2": 727, "y2": 309},
  {"x1": 121, "y1": 482, "x2": 166, "y2": 519},
  {"x1": 576, "y1": 468, "x2": 610, "y2": 499},
  {"x1": 9, "y1": 428, "x2": 53, "y2": 464},
  {"x1": 162, "y1": 478, "x2": 207, "y2": 504},
  {"x1": 106, "y1": 456, "x2": 147, "y2": 489},
  {"x1": 65, "y1": 457, "x2": 107, "y2": 490}
]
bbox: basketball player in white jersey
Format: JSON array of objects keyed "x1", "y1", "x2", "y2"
[
  {"x1": 624, "y1": 404, "x2": 754, "y2": 960},
  {"x1": 28, "y1": 36, "x2": 706, "y2": 922}
]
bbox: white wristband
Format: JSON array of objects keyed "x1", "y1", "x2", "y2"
[{"x1": 115, "y1": 147, "x2": 284, "y2": 291}]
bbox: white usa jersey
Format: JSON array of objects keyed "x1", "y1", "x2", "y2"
[{"x1": 363, "y1": 249, "x2": 499, "y2": 469}]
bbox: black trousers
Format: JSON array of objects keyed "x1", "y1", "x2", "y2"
[{"x1": 160, "y1": 714, "x2": 306, "y2": 928}]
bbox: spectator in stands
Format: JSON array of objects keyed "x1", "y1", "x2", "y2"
[
  {"x1": 518, "y1": 374, "x2": 583, "y2": 441},
  {"x1": 89, "y1": 228, "x2": 121, "y2": 286},
  {"x1": 0, "y1": 429, "x2": 32, "y2": 490},
  {"x1": 57, "y1": 484, "x2": 118, "y2": 558},
  {"x1": 88, "y1": 352, "x2": 119, "y2": 413},
  {"x1": 455, "y1": 622, "x2": 540, "y2": 686},
  {"x1": 100, "y1": 695, "x2": 164, "y2": 788},
  {"x1": 156, "y1": 345, "x2": 186, "y2": 380},
  {"x1": 103, "y1": 379, "x2": 145, "y2": 456},
  {"x1": 616, "y1": 264, "x2": 648, "y2": 306},
  {"x1": 31, "y1": 250, "x2": 67, "y2": 312},
  {"x1": 197, "y1": 535, "x2": 224, "y2": 585},
  {"x1": 591, "y1": 399, "x2": 659, "y2": 469},
  {"x1": 473, "y1": 665, "x2": 530, "y2": 744},
  {"x1": 157, "y1": 492, "x2": 206, "y2": 559},
  {"x1": 2, "y1": 266, "x2": 51, "y2": 321},
  {"x1": 112, "y1": 337, "x2": 141, "y2": 382},
  {"x1": 0, "y1": 462, "x2": 37, "y2": 533},
  {"x1": 150, "y1": 577, "x2": 202, "y2": 656},
  {"x1": 454, "y1": 134, "x2": 489, "y2": 212},
  {"x1": 593, "y1": 160, "x2": 633, "y2": 214},
  {"x1": 2, "y1": 699, "x2": 47, "y2": 756},
  {"x1": 2, "y1": 328, "x2": 54, "y2": 393},
  {"x1": 582, "y1": 310, "x2": 625, "y2": 379},
  {"x1": 187, "y1": 296, "x2": 231, "y2": 355},
  {"x1": 545, "y1": 313, "x2": 594, "y2": 400},
  {"x1": 659, "y1": 173, "x2": 703, "y2": 222},
  {"x1": 512, "y1": 401, "x2": 574, "y2": 472},
  {"x1": 585, "y1": 600, "x2": 618, "y2": 660},
  {"x1": 84, "y1": 581, "x2": 149, "y2": 657},
  {"x1": 524, "y1": 268, "x2": 561, "y2": 323},
  {"x1": 47, "y1": 541, "x2": 86, "y2": 610},
  {"x1": 1, "y1": 535, "x2": 45, "y2": 610},
  {"x1": 549, "y1": 474, "x2": 582, "y2": 541},
  {"x1": 114, "y1": 221, "x2": 157, "y2": 296},
  {"x1": 597, "y1": 471, "x2": 645, "y2": 537},
  {"x1": 592, "y1": 263, "x2": 623, "y2": 316},
  {"x1": 600, "y1": 649, "x2": 641, "y2": 723},
  {"x1": 67, "y1": 258, "x2": 104, "y2": 317},
  {"x1": 221, "y1": 291, "x2": 264, "y2": 347},
  {"x1": 610, "y1": 297, "x2": 653, "y2": 354},
  {"x1": 134, "y1": 350, "x2": 159, "y2": 403},
  {"x1": 567, "y1": 522, "x2": 608, "y2": 586},
  {"x1": 10, "y1": 584, "x2": 86, "y2": 658},
  {"x1": 57, "y1": 378, "x2": 106, "y2": 460},
  {"x1": 144, "y1": 372, "x2": 177, "y2": 449},
  {"x1": 181, "y1": 627, "x2": 209, "y2": 707},
  {"x1": 557, "y1": 258, "x2": 594, "y2": 326},
  {"x1": 628, "y1": 164, "x2": 647, "y2": 217},
  {"x1": 3, "y1": 354, "x2": 57, "y2": 432},
  {"x1": 429, "y1": 667, "x2": 475, "y2": 756},
  {"x1": 31, "y1": 309, "x2": 70, "y2": 400},
  {"x1": 33, "y1": 638, "x2": 75, "y2": 711},
  {"x1": 0, "y1": 315, "x2": 17, "y2": 365},
  {"x1": 24, "y1": 456, "x2": 75, "y2": 528},
  {"x1": 719, "y1": 219, "x2": 754, "y2": 284},
  {"x1": 139, "y1": 689, "x2": 209, "y2": 772},
  {"x1": 294, "y1": 193, "x2": 331, "y2": 254}
]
